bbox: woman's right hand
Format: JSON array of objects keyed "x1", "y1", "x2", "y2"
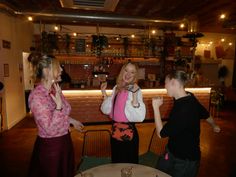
[
  {"x1": 100, "y1": 81, "x2": 107, "y2": 91},
  {"x1": 101, "y1": 82, "x2": 108, "y2": 98},
  {"x1": 50, "y1": 83, "x2": 62, "y2": 109}
]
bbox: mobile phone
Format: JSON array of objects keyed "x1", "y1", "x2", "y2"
[{"x1": 127, "y1": 84, "x2": 134, "y2": 91}]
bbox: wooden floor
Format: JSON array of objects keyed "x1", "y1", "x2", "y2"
[{"x1": 0, "y1": 101, "x2": 236, "y2": 177}]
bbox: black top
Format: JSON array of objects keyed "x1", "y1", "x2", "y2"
[
  {"x1": 61, "y1": 71, "x2": 71, "y2": 83},
  {"x1": 160, "y1": 92, "x2": 209, "y2": 160},
  {"x1": 0, "y1": 81, "x2": 4, "y2": 91}
]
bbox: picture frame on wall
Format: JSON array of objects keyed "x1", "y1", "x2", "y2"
[
  {"x1": 2, "y1": 40, "x2": 11, "y2": 49},
  {"x1": 4, "y1": 64, "x2": 9, "y2": 77}
]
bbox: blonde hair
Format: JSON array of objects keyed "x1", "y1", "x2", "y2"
[
  {"x1": 28, "y1": 53, "x2": 59, "y2": 83},
  {"x1": 116, "y1": 62, "x2": 139, "y2": 92}
]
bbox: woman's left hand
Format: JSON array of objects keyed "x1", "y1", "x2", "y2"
[
  {"x1": 70, "y1": 118, "x2": 84, "y2": 132},
  {"x1": 133, "y1": 83, "x2": 139, "y2": 92},
  {"x1": 128, "y1": 83, "x2": 140, "y2": 93}
]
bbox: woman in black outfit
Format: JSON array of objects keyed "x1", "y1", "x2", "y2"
[{"x1": 152, "y1": 70, "x2": 210, "y2": 177}]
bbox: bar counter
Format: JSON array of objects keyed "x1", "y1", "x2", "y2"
[{"x1": 63, "y1": 88, "x2": 211, "y2": 124}]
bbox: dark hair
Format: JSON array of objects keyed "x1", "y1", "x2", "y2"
[
  {"x1": 166, "y1": 70, "x2": 188, "y2": 86},
  {"x1": 28, "y1": 52, "x2": 57, "y2": 82}
]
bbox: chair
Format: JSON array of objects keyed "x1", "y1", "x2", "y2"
[
  {"x1": 77, "y1": 129, "x2": 112, "y2": 172},
  {"x1": 139, "y1": 128, "x2": 168, "y2": 168},
  {"x1": 210, "y1": 89, "x2": 224, "y2": 118}
]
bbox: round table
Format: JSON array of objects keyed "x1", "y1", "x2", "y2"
[{"x1": 75, "y1": 163, "x2": 171, "y2": 177}]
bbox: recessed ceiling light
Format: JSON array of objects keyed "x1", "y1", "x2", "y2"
[
  {"x1": 180, "y1": 23, "x2": 185, "y2": 28},
  {"x1": 54, "y1": 26, "x2": 59, "y2": 31},
  {"x1": 28, "y1": 16, "x2": 33, "y2": 21},
  {"x1": 220, "y1": 13, "x2": 226, "y2": 19}
]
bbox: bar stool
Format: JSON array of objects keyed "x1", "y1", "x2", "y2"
[
  {"x1": 210, "y1": 90, "x2": 223, "y2": 118},
  {"x1": 210, "y1": 99, "x2": 220, "y2": 118}
]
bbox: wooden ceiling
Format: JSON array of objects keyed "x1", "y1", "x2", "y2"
[{"x1": 1, "y1": 0, "x2": 236, "y2": 33}]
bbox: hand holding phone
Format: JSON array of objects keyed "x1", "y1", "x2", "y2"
[
  {"x1": 127, "y1": 83, "x2": 140, "y2": 93},
  {"x1": 127, "y1": 84, "x2": 134, "y2": 91}
]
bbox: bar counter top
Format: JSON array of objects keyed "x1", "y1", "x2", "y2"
[{"x1": 63, "y1": 88, "x2": 211, "y2": 124}]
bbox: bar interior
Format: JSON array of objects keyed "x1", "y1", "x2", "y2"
[{"x1": 0, "y1": 1, "x2": 236, "y2": 177}]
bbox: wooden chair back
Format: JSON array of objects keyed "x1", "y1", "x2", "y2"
[
  {"x1": 148, "y1": 128, "x2": 168, "y2": 155},
  {"x1": 82, "y1": 129, "x2": 111, "y2": 157}
]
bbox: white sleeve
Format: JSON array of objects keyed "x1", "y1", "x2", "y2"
[
  {"x1": 125, "y1": 89, "x2": 146, "y2": 122},
  {"x1": 100, "y1": 86, "x2": 115, "y2": 115}
]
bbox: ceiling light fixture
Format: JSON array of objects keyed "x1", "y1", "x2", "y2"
[
  {"x1": 221, "y1": 38, "x2": 225, "y2": 42},
  {"x1": 220, "y1": 14, "x2": 226, "y2": 20},
  {"x1": 54, "y1": 26, "x2": 59, "y2": 31},
  {"x1": 180, "y1": 23, "x2": 185, "y2": 28},
  {"x1": 27, "y1": 16, "x2": 33, "y2": 21}
]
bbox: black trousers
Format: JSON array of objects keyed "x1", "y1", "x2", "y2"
[
  {"x1": 111, "y1": 124, "x2": 139, "y2": 164},
  {"x1": 157, "y1": 148, "x2": 200, "y2": 177}
]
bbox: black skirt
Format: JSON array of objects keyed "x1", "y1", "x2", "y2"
[
  {"x1": 111, "y1": 122, "x2": 139, "y2": 164},
  {"x1": 27, "y1": 133, "x2": 75, "y2": 177}
]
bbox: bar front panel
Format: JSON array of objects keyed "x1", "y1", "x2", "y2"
[{"x1": 63, "y1": 88, "x2": 211, "y2": 124}]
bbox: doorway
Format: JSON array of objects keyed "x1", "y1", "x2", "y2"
[{"x1": 22, "y1": 52, "x2": 33, "y2": 113}]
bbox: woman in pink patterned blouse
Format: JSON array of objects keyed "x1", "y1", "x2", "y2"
[{"x1": 27, "y1": 53, "x2": 84, "y2": 177}]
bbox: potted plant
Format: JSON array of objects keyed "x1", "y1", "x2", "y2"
[
  {"x1": 92, "y1": 35, "x2": 108, "y2": 56},
  {"x1": 123, "y1": 37, "x2": 129, "y2": 57},
  {"x1": 65, "y1": 33, "x2": 71, "y2": 54}
]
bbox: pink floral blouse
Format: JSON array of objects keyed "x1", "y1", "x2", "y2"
[{"x1": 28, "y1": 84, "x2": 71, "y2": 138}]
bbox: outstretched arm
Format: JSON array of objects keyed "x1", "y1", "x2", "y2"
[
  {"x1": 206, "y1": 116, "x2": 221, "y2": 133},
  {"x1": 69, "y1": 117, "x2": 84, "y2": 132},
  {"x1": 152, "y1": 97, "x2": 164, "y2": 138}
]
